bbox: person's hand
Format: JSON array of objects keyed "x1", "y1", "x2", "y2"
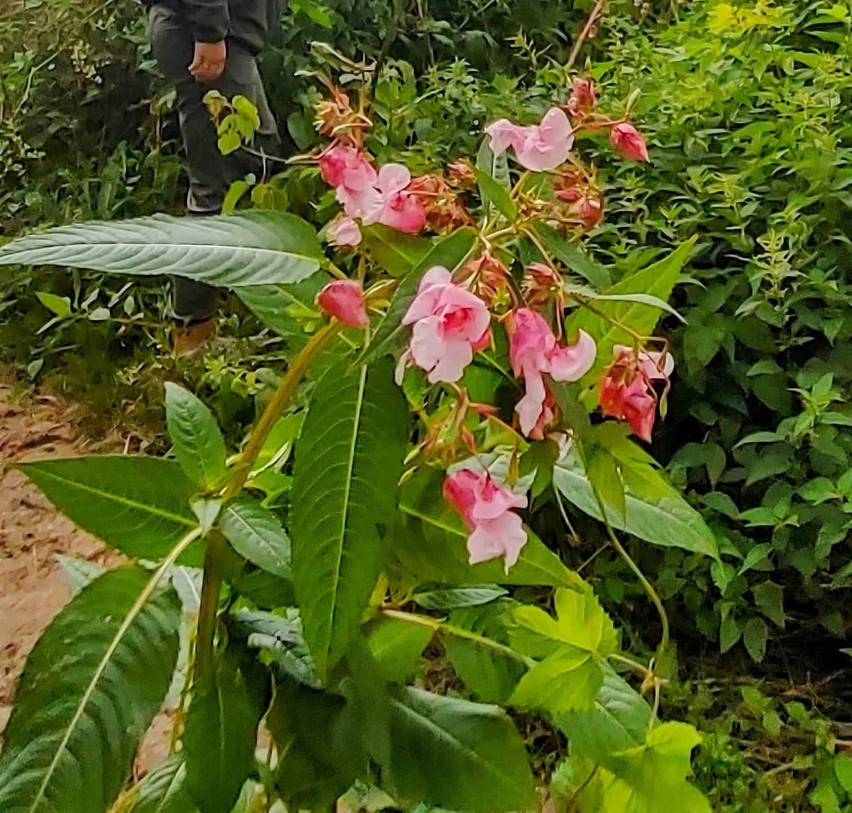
[{"x1": 189, "y1": 41, "x2": 227, "y2": 84}]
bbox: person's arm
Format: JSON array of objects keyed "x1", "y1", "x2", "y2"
[{"x1": 183, "y1": 0, "x2": 230, "y2": 83}]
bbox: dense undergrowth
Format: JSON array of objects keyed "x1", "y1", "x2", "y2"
[{"x1": 1, "y1": 0, "x2": 851, "y2": 810}]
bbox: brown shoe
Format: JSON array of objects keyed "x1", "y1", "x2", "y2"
[{"x1": 172, "y1": 319, "x2": 216, "y2": 357}]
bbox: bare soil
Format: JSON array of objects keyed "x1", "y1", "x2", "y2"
[{"x1": 0, "y1": 380, "x2": 167, "y2": 774}]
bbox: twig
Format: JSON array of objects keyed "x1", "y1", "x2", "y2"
[{"x1": 566, "y1": 0, "x2": 606, "y2": 71}]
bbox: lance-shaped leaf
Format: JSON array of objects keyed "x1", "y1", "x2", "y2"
[
  {"x1": 553, "y1": 440, "x2": 719, "y2": 559},
  {"x1": 0, "y1": 211, "x2": 323, "y2": 288},
  {"x1": 362, "y1": 224, "x2": 433, "y2": 277},
  {"x1": 18, "y1": 456, "x2": 200, "y2": 562},
  {"x1": 183, "y1": 650, "x2": 268, "y2": 813},
  {"x1": 19, "y1": 456, "x2": 197, "y2": 553},
  {"x1": 290, "y1": 357, "x2": 408, "y2": 679},
  {"x1": 165, "y1": 383, "x2": 228, "y2": 490},
  {"x1": 384, "y1": 687, "x2": 536, "y2": 813},
  {"x1": 119, "y1": 754, "x2": 196, "y2": 813},
  {"x1": 220, "y1": 496, "x2": 292, "y2": 579},
  {"x1": 396, "y1": 467, "x2": 582, "y2": 589},
  {"x1": 565, "y1": 238, "x2": 696, "y2": 380},
  {"x1": 0, "y1": 566, "x2": 181, "y2": 813},
  {"x1": 359, "y1": 227, "x2": 478, "y2": 365}
]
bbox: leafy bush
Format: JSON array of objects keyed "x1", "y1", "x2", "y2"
[
  {"x1": 0, "y1": 73, "x2": 720, "y2": 811},
  {"x1": 593, "y1": 0, "x2": 852, "y2": 657}
]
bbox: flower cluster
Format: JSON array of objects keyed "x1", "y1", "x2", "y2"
[{"x1": 312, "y1": 77, "x2": 666, "y2": 570}]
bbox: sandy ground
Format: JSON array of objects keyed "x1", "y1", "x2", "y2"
[{"x1": 0, "y1": 382, "x2": 168, "y2": 774}]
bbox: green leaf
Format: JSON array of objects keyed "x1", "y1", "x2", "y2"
[
  {"x1": 742, "y1": 617, "x2": 768, "y2": 662},
  {"x1": 556, "y1": 665, "x2": 652, "y2": 762},
  {"x1": 511, "y1": 586, "x2": 618, "y2": 658},
  {"x1": 0, "y1": 212, "x2": 323, "y2": 287},
  {"x1": 235, "y1": 275, "x2": 325, "y2": 348},
  {"x1": 120, "y1": 754, "x2": 196, "y2": 813},
  {"x1": 362, "y1": 224, "x2": 432, "y2": 277},
  {"x1": 18, "y1": 456, "x2": 200, "y2": 562},
  {"x1": 385, "y1": 687, "x2": 535, "y2": 813},
  {"x1": 531, "y1": 224, "x2": 612, "y2": 289},
  {"x1": 553, "y1": 443, "x2": 719, "y2": 559},
  {"x1": 511, "y1": 647, "x2": 601, "y2": 713},
  {"x1": 397, "y1": 468, "x2": 582, "y2": 589},
  {"x1": 412, "y1": 586, "x2": 508, "y2": 610},
  {"x1": 184, "y1": 650, "x2": 268, "y2": 813},
  {"x1": 291, "y1": 357, "x2": 408, "y2": 678},
  {"x1": 443, "y1": 601, "x2": 527, "y2": 704},
  {"x1": 475, "y1": 168, "x2": 517, "y2": 220},
  {"x1": 220, "y1": 497, "x2": 292, "y2": 579},
  {"x1": 266, "y1": 681, "x2": 354, "y2": 811},
  {"x1": 476, "y1": 139, "x2": 511, "y2": 190},
  {"x1": 751, "y1": 581, "x2": 785, "y2": 628},
  {"x1": 359, "y1": 228, "x2": 477, "y2": 365},
  {"x1": 165, "y1": 383, "x2": 227, "y2": 490},
  {"x1": 36, "y1": 291, "x2": 72, "y2": 318},
  {"x1": 55, "y1": 555, "x2": 104, "y2": 597},
  {"x1": 0, "y1": 567, "x2": 181, "y2": 813},
  {"x1": 565, "y1": 239, "x2": 696, "y2": 380},
  {"x1": 366, "y1": 616, "x2": 433, "y2": 683},
  {"x1": 228, "y1": 609, "x2": 318, "y2": 688}
]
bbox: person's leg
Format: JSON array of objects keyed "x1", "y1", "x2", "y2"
[{"x1": 147, "y1": 5, "x2": 279, "y2": 327}]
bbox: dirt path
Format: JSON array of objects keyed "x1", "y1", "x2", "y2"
[{"x1": 0, "y1": 381, "x2": 168, "y2": 773}]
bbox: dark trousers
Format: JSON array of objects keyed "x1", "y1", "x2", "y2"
[{"x1": 147, "y1": 4, "x2": 279, "y2": 322}]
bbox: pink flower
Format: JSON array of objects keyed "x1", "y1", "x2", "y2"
[
  {"x1": 327, "y1": 216, "x2": 362, "y2": 247},
  {"x1": 319, "y1": 146, "x2": 379, "y2": 219},
  {"x1": 609, "y1": 123, "x2": 650, "y2": 163},
  {"x1": 316, "y1": 279, "x2": 369, "y2": 329},
  {"x1": 509, "y1": 308, "x2": 596, "y2": 437},
  {"x1": 485, "y1": 108, "x2": 574, "y2": 172},
  {"x1": 400, "y1": 267, "x2": 492, "y2": 384},
  {"x1": 443, "y1": 468, "x2": 528, "y2": 571},
  {"x1": 363, "y1": 164, "x2": 427, "y2": 234},
  {"x1": 599, "y1": 347, "x2": 674, "y2": 442}
]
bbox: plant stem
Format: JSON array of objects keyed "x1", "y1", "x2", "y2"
[
  {"x1": 192, "y1": 322, "x2": 341, "y2": 686},
  {"x1": 381, "y1": 608, "x2": 533, "y2": 666},
  {"x1": 566, "y1": 0, "x2": 606, "y2": 71}
]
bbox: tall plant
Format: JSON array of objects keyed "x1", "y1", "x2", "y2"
[{"x1": 0, "y1": 74, "x2": 717, "y2": 812}]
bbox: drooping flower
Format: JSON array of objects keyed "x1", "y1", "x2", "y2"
[
  {"x1": 599, "y1": 346, "x2": 674, "y2": 442},
  {"x1": 400, "y1": 267, "x2": 491, "y2": 384},
  {"x1": 485, "y1": 108, "x2": 574, "y2": 172},
  {"x1": 609, "y1": 122, "x2": 650, "y2": 162},
  {"x1": 443, "y1": 468, "x2": 528, "y2": 571},
  {"x1": 316, "y1": 279, "x2": 369, "y2": 329},
  {"x1": 327, "y1": 216, "x2": 362, "y2": 247},
  {"x1": 509, "y1": 307, "x2": 596, "y2": 438},
  {"x1": 362, "y1": 164, "x2": 427, "y2": 234},
  {"x1": 319, "y1": 145, "x2": 380, "y2": 219}
]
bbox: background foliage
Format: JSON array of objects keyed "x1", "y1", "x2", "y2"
[{"x1": 1, "y1": 0, "x2": 851, "y2": 810}]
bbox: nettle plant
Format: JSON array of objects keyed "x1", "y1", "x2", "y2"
[{"x1": 0, "y1": 76, "x2": 719, "y2": 813}]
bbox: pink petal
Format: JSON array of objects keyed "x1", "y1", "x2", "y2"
[
  {"x1": 378, "y1": 191, "x2": 427, "y2": 233},
  {"x1": 377, "y1": 163, "x2": 413, "y2": 194},
  {"x1": 316, "y1": 279, "x2": 369, "y2": 328},
  {"x1": 509, "y1": 308, "x2": 558, "y2": 377},
  {"x1": 443, "y1": 469, "x2": 481, "y2": 528},
  {"x1": 402, "y1": 266, "x2": 453, "y2": 325},
  {"x1": 468, "y1": 513, "x2": 528, "y2": 571},
  {"x1": 327, "y1": 216, "x2": 362, "y2": 247},
  {"x1": 470, "y1": 476, "x2": 528, "y2": 522},
  {"x1": 546, "y1": 329, "x2": 596, "y2": 381},
  {"x1": 436, "y1": 286, "x2": 492, "y2": 343},
  {"x1": 515, "y1": 108, "x2": 574, "y2": 172},
  {"x1": 409, "y1": 316, "x2": 445, "y2": 373},
  {"x1": 614, "y1": 345, "x2": 675, "y2": 379},
  {"x1": 515, "y1": 367, "x2": 548, "y2": 437},
  {"x1": 427, "y1": 338, "x2": 474, "y2": 384},
  {"x1": 485, "y1": 120, "x2": 530, "y2": 156}
]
